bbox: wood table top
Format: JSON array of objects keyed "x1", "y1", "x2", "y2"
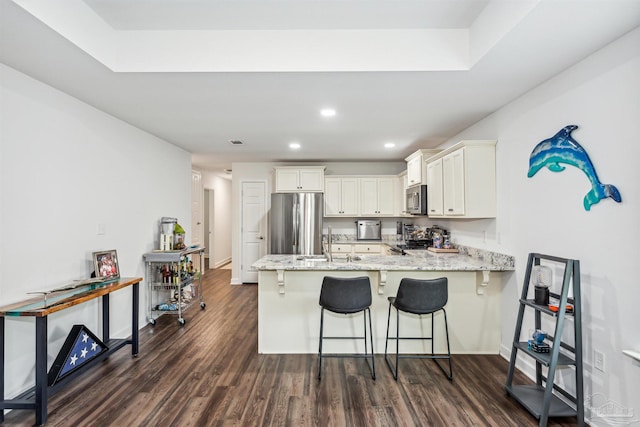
[{"x1": 0, "y1": 277, "x2": 143, "y2": 318}]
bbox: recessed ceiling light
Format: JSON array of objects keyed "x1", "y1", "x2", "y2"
[
  {"x1": 320, "y1": 108, "x2": 336, "y2": 117},
  {"x1": 289, "y1": 142, "x2": 301, "y2": 149},
  {"x1": 384, "y1": 142, "x2": 396, "y2": 148}
]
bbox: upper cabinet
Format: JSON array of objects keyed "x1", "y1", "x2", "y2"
[
  {"x1": 397, "y1": 171, "x2": 412, "y2": 217},
  {"x1": 426, "y1": 158, "x2": 444, "y2": 216},
  {"x1": 405, "y1": 149, "x2": 441, "y2": 187},
  {"x1": 274, "y1": 166, "x2": 325, "y2": 192},
  {"x1": 324, "y1": 177, "x2": 359, "y2": 216},
  {"x1": 359, "y1": 177, "x2": 395, "y2": 216},
  {"x1": 324, "y1": 175, "x2": 396, "y2": 217},
  {"x1": 426, "y1": 140, "x2": 496, "y2": 218}
]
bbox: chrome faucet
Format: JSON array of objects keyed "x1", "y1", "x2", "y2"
[{"x1": 326, "y1": 226, "x2": 333, "y2": 262}]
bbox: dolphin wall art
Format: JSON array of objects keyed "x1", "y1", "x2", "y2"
[{"x1": 528, "y1": 125, "x2": 621, "y2": 211}]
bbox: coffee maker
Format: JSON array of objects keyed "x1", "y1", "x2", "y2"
[{"x1": 160, "y1": 217, "x2": 177, "y2": 251}]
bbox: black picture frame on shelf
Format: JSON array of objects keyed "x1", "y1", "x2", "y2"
[{"x1": 93, "y1": 249, "x2": 120, "y2": 279}]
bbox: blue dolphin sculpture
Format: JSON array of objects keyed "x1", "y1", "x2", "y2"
[{"x1": 528, "y1": 125, "x2": 621, "y2": 211}]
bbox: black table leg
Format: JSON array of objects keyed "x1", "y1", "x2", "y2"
[
  {"x1": 102, "y1": 294, "x2": 110, "y2": 343},
  {"x1": 132, "y1": 282, "x2": 139, "y2": 356},
  {"x1": 35, "y1": 316, "x2": 47, "y2": 426}
]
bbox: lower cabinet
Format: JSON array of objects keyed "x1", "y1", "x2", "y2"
[
  {"x1": 353, "y1": 244, "x2": 382, "y2": 254},
  {"x1": 330, "y1": 243, "x2": 386, "y2": 257}
]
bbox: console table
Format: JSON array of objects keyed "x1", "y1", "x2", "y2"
[{"x1": 0, "y1": 276, "x2": 142, "y2": 425}]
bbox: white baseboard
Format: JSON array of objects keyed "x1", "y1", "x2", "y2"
[
  {"x1": 212, "y1": 257, "x2": 231, "y2": 269},
  {"x1": 230, "y1": 277, "x2": 242, "y2": 285}
]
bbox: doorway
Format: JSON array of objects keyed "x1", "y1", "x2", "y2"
[
  {"x1": 241, "y1": 181, "x2": 267, "y2": 283},
  {"x1": 204, "y1": 188, "x2": 215, "y2": 270}
]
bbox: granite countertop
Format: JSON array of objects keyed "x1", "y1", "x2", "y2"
[{"x1": 252, "y1": 246, "x2": 515, "y2": 272}]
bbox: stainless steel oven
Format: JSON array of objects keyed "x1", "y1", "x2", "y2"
[{"x1": 406, "y1": 185, "x2": 427, "y2": 215}]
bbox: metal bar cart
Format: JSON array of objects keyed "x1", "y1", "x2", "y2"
[{"x1": 143, "y1": 246, "x2": 206, "y2": 325}]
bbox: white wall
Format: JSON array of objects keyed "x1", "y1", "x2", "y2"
[
  {"x1": 0, "y1": 64, "x2": 192, "y2": 398},
  {"x1": 444, "y1": 27, "x2": 640, "y2": 425},
  {"x1": 199, "y1": 171, "x2": 232, "y2": 268}
]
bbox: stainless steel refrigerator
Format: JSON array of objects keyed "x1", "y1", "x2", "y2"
[{"x1": 270, "y1": 192, "x2": 323, "y2": 255}]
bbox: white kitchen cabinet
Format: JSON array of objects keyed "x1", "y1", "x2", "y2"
[
  {"x1": 443, "y1": 149, "x2": 465, "y2": 215},
  {"x1": 396, "y1": 171, "x2": 411, "y2": 217},
  {"x1": 324, "y1": 177, "x2": 359, "y2": 216},
  {"x1": 425, "y1": 140, "x2": 496, "y2": 218},
  {"x1": 406, "y1": 156, "x2": 422, "y2": 188},
  {"x1": 405, "y1": 149, "x2": 441, "y2": 188},
  {"x1": 426, "y1": 159, "x2": 444, "y2": 216},
  {"x1": 330, "y1": 243, "x2": 387, "y2": 256},
  {"x1": 353, "y1": 244, "x2": 382, "y2": 254},
  {"x1": 274, "y1": 166, "x2": 325, "y2": 192},
  {"x1": 330, "y1": 244, "x2": 353, "y2": 254},
  {"x1": 359, "y1": 177, "x2": 395, "y2": 216}
]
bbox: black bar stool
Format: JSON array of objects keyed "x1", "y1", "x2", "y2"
[
  {"x1": 318, "y1": 276, "x2": 375, "y2": 380},
  {"x1": 384, "y1": 277, "x2": 453, "y2": 381}
]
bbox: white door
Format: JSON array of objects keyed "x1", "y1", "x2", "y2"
[
  {"x1": 241, "y1": 181, "x2": 267, "y2": 283},
  {"x1": 191, "y1": 170, "x2": 203, "y2": 247},
  {"x1": 207, "y1": 189, "x2": 215, "y2": 269}
]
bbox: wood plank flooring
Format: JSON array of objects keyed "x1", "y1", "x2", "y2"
[{"x1": 2, "y1": 269, "x2": 581, "y2": 426}]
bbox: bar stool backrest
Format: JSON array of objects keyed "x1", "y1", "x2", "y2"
[
  {"x1": 319, "y1": 276, "x2": 372, "y2": 314},
  {"x1": 394, "y1": 277, "x2": 448, "y2": 315}
]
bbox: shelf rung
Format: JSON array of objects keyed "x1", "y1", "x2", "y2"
[
  {"x1": 506, "y1": 384, "x2": 577, "y2": 418},
  {"x1": 513, "y1": 342, "x2": 575, "y2": 366}
]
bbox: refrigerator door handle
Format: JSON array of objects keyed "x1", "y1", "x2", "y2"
[{"x1": 292, "y1": 201, "x2": 299, "y2": 251}]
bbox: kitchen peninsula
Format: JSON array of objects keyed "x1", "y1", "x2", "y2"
[{"x1": 253, "y1": 247, "x2": 514, "y2": 355}]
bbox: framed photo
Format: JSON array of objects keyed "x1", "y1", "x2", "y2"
[{"x1": 93, "y1": 249, "x2": 120, "y2": 279}]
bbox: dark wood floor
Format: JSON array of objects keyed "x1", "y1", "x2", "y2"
[{"x1": 3, "y1": 269, "x2": 580, "y2": 426}]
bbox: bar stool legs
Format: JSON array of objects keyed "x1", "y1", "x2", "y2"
[
  {"x1": 318, "y1": 306, "x2": 376, "y2": 380},
  {"x1": 384, "y1": 277, "x2": 453, "y2": 381},
  {"x1": 317, "y1": 276, "x2": 375, "y2": 380}
]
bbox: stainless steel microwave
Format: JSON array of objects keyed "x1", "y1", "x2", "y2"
[{"x1": 406, "y1": 185, "x2": 428, "y2": 215}]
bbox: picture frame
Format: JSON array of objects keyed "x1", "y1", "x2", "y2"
[{"x1": 93, "y1": 249, "x2": 120, "y2": 279}]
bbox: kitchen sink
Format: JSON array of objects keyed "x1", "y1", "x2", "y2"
[{"x1": 296, "y1": 255, "x2": 329, "y2": 262}]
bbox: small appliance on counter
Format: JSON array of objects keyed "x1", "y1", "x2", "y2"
[
  {"x1": 160, "y1": 217, "x2": 177, "y2": 251},
  {"x1": 396, "y1": 224, "x2": 449, "y2": 250},
  {"x1": 159, "y1": 217, "x2": 187, "y2": 251},
  {"x1": 396, "y1": 221, "x2": 403, "y2": 241},
  {"x1": 356, "y1": 220, "x2": 381, "y2": 240}
]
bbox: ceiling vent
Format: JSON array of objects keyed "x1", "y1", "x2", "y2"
[{"x1": 228, "y1": 140, "x2": 244, "y2": 145}]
